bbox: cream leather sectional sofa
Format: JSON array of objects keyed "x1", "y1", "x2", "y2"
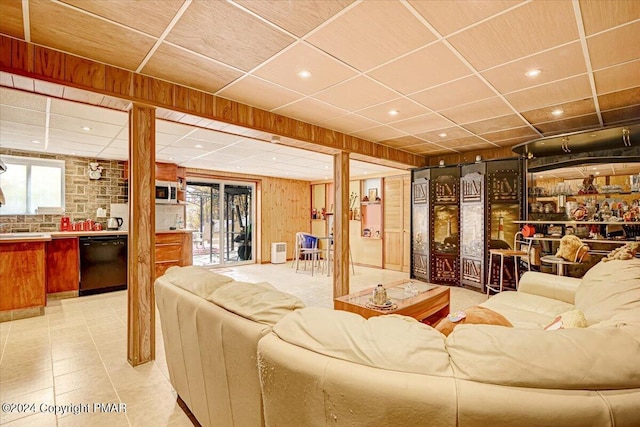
[
  {"x1": 258, "y1": 259, "x2": 640, "y2": 427},
  {"x1": 156, "y1": 260, "x2": 640, "y2": 427},
  {"x1": 155, "y1": 266, "x2": 304, "y2": 427}
]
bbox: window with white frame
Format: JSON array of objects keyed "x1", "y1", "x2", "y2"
[{"x1": 0, "y1": 155, "x2": 65, "y2": 215}]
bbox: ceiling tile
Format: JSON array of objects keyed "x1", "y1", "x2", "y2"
[
  {"x1": 588, "y1": 22, "x2": 640, "y2": 69},
  {"x1": 306, "y1": 0, "x2": 437, "y2": 71},
  {"x1": 47, "y1": 139, "x2": 103, "y2": 154},
  {"x1": 50, "y1": 98, "x2": 128, "y2": 125},
  {"x1": 0, "y1": 0, "x2": 24, "y2": 38},
  {"x1": 479, "y1": 126, "x2": 539, "y2": 143},
  {"x1": 314, "y1": 77, "x2": 398, "y2": 111},
  {"x1": 0, "y1": 106, "x2": 45, "y2": 127},
  {"x1": 48, "y1": 128, "x2": 113, "y2": 146},
  {"x1": 417, "y1": 126, "x2": 474, "y2": 142},
  {"x1": 441, "y1": 97, "x2": 514, "y2": 124},
  {"x1": 598, "y1": 87, "x2": 640, "y2": 111},
  {"x1": 156, "y1": 120, "x2": 194, "y2": 136},
  {"x1": 0, "y1": 122, "x2": 45, "y2": 139},
  {"x1": 29, "y1": 0, "x2": 156, "y2": 70},
  {"x1": 143, "y1": 43, "x2": 243, "y2": 94},
  {"x1": 462, "y1": 114, "x2": 529, "y2": 134},
  {"x1": 217, "y1": 75, "x2": 303, "y2": 111},
  {"x1": 579, "y1": 0, "x2": 640, "y2": 36},
  {"x1": 402, "y1": 142, "x2": 449, "y2": 155},
  {"x1": 0, "y1": 133, "x2": 44, "y2": 148},
  {"x1": 0, "y1": 88, "x2": 46, "y2": 111},
  {"x1": 352, "y1": 126, "x2": 405, "y2": 142},
  {"x1": 236, "y1": 0, "x2": 353, "y2": 37},
  {"x1": 188, "y1": 130, "x2": 243, "y2": 145},
  {"x1": 481, "y1": 42, "x2": 587, "y2": 94},
  {"x1": 448, "y1": 1, "x2": 578, "y2": 71},
  {"x1": 535, "y1": 114, "x2": 600, "y2": 134},
  {"x1": 439, "y1": 136, "x2": 491, "y2": 150},
  {"x1": 410, "y1": 75, "x2": 495, "y2": 111},
  {"x1": 390, "y1": 114, "x2": 453, "y2": 134},
  {"x1": 408, "y1": 0, "x2": 521, "y2": 36},
  {"x1": 379, "y1": 136, "x2": 425, "y2": 149},
  {"x1": 601, "y1": 105, "x2": 640, "y2": 125},
  {"x1": 504, "y1": 75, "x2": 592, "y2": 111},
  {"x1": 60, "y1": 0, "x2": 184, "y2": 37},
  {"x1": 356, "y1": 98, "x2": 430, "y2": 124},
  {"x1": 521, "y1": 98, "x2": 596, "y2": 124},
  {"x1": 253, "y1": 43, "x2": 357, "y2": 95},
  {"x1": 169, "y1": 138, "x2": 228, "y2": 152},
  {"x1": 320, "y1": 114, "x2": 380, "y2": 134},
  {"x1": 166, "y1": 0, "x2": 295, "y2": 71},
  {"x1": 273, "y1": 98, "x2": 346, "y2": 125},
  {"x1": 49, "y1": 115, "x2": 122, "y2": 138},
  {"x1": 98, "y1": 147, "x2": 128, "y2": 160},
  {"x1": 593, "y1": 60, "x2": 640, "y2": 95},
  {"x1": 368, "y1": 42, "x2": 471, "y2": 95}
]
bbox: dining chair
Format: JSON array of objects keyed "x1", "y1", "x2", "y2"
[{"x1": 293, "y1": 232, "x2": 323, "y2": 276}]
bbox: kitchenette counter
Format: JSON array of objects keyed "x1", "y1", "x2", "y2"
[
  {"x1": 0, "y1": 233, "x2": 53, "y2": 243},
  {"x1": 50, "y1": 230, "x2": 129, "y2": 238}
]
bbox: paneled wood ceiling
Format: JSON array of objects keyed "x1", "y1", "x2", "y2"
[{"x1": 0, "y1": 0, "x2": 639, "y2": 159}]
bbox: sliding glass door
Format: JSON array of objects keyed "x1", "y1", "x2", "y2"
[{"x1": 186, "y1": 180, "x2": 255, "y2": 267}]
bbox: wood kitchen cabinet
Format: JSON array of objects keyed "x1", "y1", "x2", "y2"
[
  {"x1": 46, "y1": 238, "x2": 80, "y2": 294},
  {"x1": 124, "y1": 161, "x2": 179, "y2": 182},
  {"x1": 155, "y1": 231, "x2": 193, "y2": 279},
  {"x1": 0, "y1": 242, "x2": 46, "y2": 313}
]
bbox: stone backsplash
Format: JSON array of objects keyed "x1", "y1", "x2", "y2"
[{"x1": 0, "y1": 149, "x2": 127, "y2": 233}]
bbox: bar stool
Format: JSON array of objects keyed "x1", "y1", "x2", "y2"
[{"x1": 486, "y1": 232, "x2": 533, "y2": 296}]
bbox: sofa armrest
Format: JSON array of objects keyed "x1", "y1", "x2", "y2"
[{"x1": 518, "y1": 271, "x2": 581, "y2": 304}]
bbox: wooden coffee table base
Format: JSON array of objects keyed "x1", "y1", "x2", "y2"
[{"x1": 334, "y1": 279, "x2": 450, "y2": 324}]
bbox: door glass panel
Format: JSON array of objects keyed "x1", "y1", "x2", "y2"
[{"x1": 187, "y1": 181, "x2": 254, "y2": 266}]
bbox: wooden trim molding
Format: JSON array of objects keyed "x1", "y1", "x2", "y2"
[{"x1": 0, "y1": 35, "x2": 426, "y2": 168}]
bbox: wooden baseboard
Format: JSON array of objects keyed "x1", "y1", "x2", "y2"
[
  {"x1": 0, "y1": 306, "x2": 45, "y2": 323},
  {"x1": 47, "y1": 290, "x2": 79, "y2": 300}
]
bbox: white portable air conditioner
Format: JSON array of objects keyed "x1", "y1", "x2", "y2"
[{"x1": 271, "y1": 242, "x2": 286, "y2": 264}]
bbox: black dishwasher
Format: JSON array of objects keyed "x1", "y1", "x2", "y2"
[{"x1": 79, "y1": 235, "x2": 128, "y2": 296}]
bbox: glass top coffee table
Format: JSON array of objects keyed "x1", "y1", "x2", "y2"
[{"x1": 334, "y1": 279, "x2": 450, "y2": 325}]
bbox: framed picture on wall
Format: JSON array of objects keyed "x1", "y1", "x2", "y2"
[{"x1": 368, "y1": 188, "x2": 378, "y2": 201}]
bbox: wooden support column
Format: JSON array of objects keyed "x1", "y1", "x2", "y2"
[
  {"x1": 333, "y1": 151, "x2": 350, "y2": 298},
  {"x1": 127, "y1": 103, "x2": 156, "y2": 366}
]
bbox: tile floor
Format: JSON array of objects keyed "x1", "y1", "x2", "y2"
[{"x1": 0, "y1": 262, "x2": 486, "y2": 426}]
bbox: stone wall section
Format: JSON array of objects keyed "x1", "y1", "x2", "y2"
[{"x1": 0, "y1": 149, "x2": 127, "y2": 232}]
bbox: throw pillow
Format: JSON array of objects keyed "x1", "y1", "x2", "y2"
[
  {"x1": 434, "y1": 306, "x2": 513, "y2": 336},
  {"x1": 544, "y1": 309, "x2": 588, "y2": 331}
]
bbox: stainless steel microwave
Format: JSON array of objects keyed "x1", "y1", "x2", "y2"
[{"x1": 155, "y1": 181, "x2": 177, "y2": 204}]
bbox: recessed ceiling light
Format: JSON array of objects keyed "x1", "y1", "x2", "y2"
[
  {"x1": 595, "y1": 171, "x2": 600, "y2": 175},
  {"x1": 71, "y1": 152, "x2": 76, "y2": 155},
  {"x1": 525, "y1": 69, "x2": 542, "y2": 77},
  {"x1": 272, "y1": 157, "x2": 276, "y2": 160},
  {"x1": 590, "y1": 133, "x2": 597, "y2": 137},
  {"x1": 363, "y1": 171, "x2": 368, "y2": 174},
  {"x1": 438, "y1": 133, "x2": 447, "y2": 138},
  {"x1": 324, "y1": 176, "x2": 329, "y2": 180},
  {"x1": 298, "y1": 70, "x2": 311, "y2": 79},
  {"x1": 168, "y1": 157, "x2": 173, "y2": 160},
  {"x1": 324, "y1": 166, "x2": 329, "y2": 169},
  {"x1": 81, "y1": 126, "x2": 91, "y2": 132},
  {"x1": 551, "y1": 109, "x2": 564, "y2": 116},
  {"x1": 195, "y1": 144, "x2": 203, "y2": 148},
  {"x1": 388, "y1": 109, "x2": 399, "y2": 116},
  {"x1": 31, "y1": 140, "x2": 41, "y2": 144}
]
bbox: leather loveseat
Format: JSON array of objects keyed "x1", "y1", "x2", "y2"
[{"x1": 257, "y1": 259, "x2": 640, "y2": 426}]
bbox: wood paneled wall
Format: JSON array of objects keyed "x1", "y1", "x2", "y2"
[
  {"x1": 0, "y1": 35, "x2": 426, "y2": 169},
  {"x1": 426, "y1": 146, "x2": 517, "y2": 166}
]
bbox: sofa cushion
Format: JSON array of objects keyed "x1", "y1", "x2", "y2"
[
  {"x1": 273, "y1": 307, "x2": 452, "y2": 377},
  {"x1": 575, "y1": 259, "x2": 640, "y2": 325},
  {"x1": 446, "y1": 324, "x2": 640, "y2": 389},
  {"x1": 435, "y1": 306, "x2": 512, "y2": 336},
  {"x1": 207, "y1": 281, "x2": 304, "y2": 327},
  {"x1": 161, "y1": 266, "x2": 234, "y2": 298},
  {"x1": 481, "y1": 291, "x2": 574, "y2": 328}
]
